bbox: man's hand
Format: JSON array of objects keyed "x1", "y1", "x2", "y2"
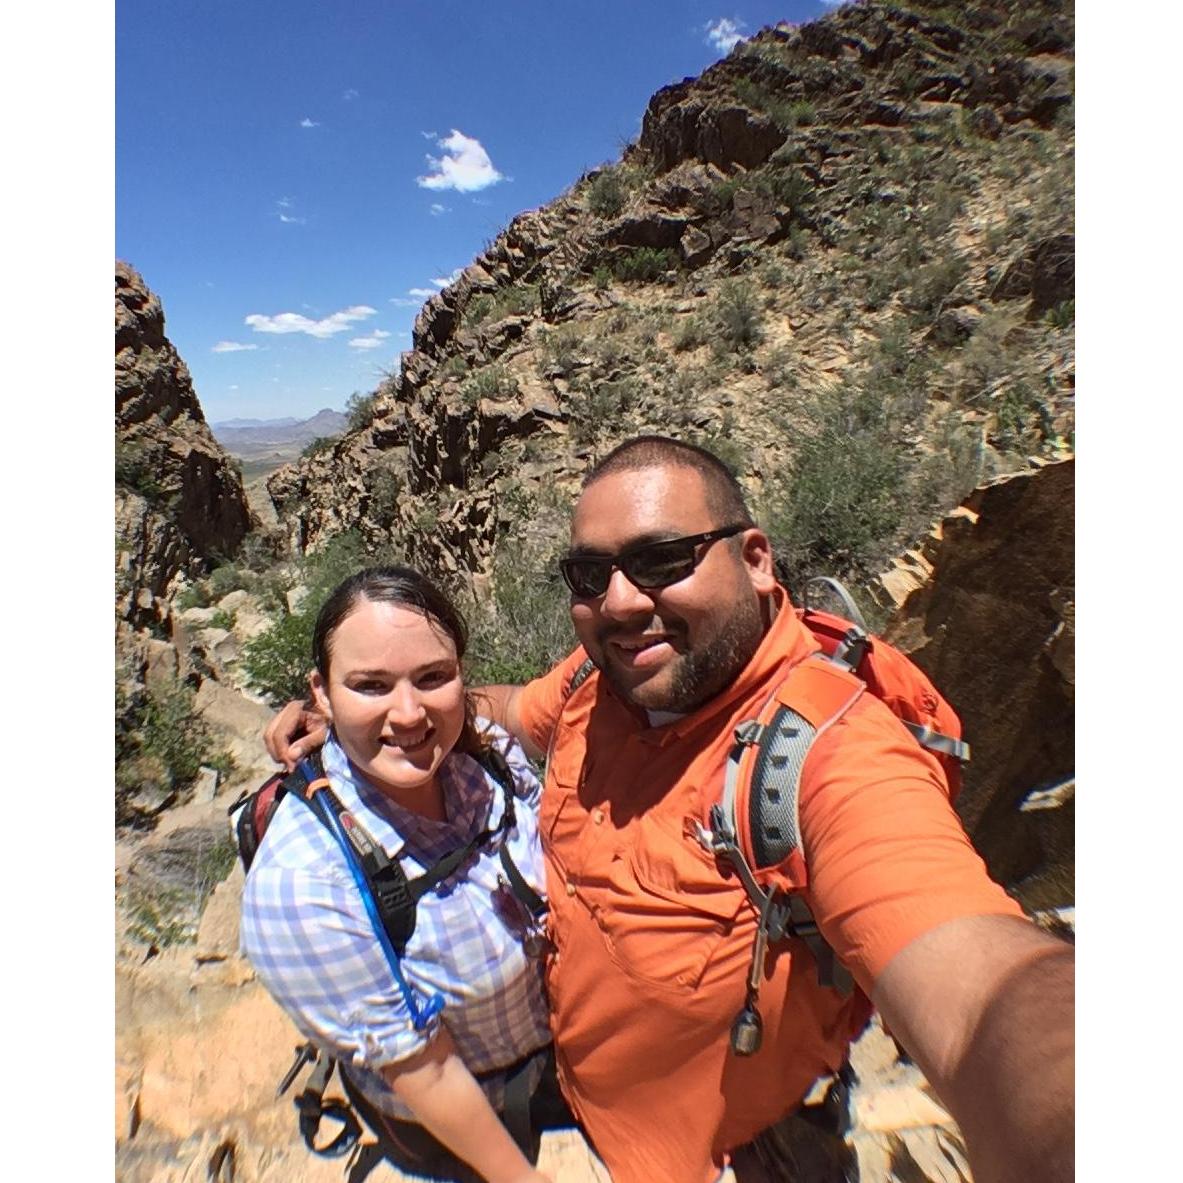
[{"x1": 264, "y1": 699, "x2": 329, "y2": 770}]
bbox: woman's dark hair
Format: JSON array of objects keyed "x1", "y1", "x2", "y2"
[{"x1": 312, "y1": 565, "x2": 486, "y2": 757}]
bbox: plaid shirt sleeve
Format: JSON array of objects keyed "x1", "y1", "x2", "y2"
[{"x1": 240, "y1": 797, "x2": 435, "y2": 1071}]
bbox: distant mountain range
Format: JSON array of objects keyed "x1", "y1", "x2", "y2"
[{"x1": 210, "y1": 408, "x2": 347, "y2": 459}]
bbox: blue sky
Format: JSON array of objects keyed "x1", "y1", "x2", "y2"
[{"x1": 117, "y1": 1, "x2": 838, "y2": 423}]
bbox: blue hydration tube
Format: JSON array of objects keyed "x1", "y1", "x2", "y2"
[{"x1": 299, "y1": 759, "x2": 446, "y2": 1031}]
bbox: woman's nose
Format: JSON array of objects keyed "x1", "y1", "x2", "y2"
[{"x1": 385, "y1": 684, "x2": 426, "y2": 725}]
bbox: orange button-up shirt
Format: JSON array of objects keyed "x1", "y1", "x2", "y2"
[{"x1": 518, "y1": 587, "x2": 1020, "y2": 1182}]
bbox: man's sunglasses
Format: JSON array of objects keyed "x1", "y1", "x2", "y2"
[{"x1": 559, "y1": 524, "x2": 750, "y2": 599}]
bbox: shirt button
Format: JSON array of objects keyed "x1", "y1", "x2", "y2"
[
  {"x1": 593, "y1": 809, "x2": 604, "y2": 824},
  {"x1": 566, "y1": 882, "x2": 577, "y2": 896}
]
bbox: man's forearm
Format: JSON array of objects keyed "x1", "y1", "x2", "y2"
[
  {"x1": 875, "y1": 916, "x2": 1074, "y2": 1183},
  {"x1": 941, "y1": 937, "x2": 1074, "y2": 1183}
]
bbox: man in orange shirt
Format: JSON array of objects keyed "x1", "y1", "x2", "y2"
[{"x1": 271, "y1": 435, "x2": 1073, "y2": 1183}]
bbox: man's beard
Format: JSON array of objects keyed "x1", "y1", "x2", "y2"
[{"x1": 599, "y1": 592, "x2": 766, "y2": 714}]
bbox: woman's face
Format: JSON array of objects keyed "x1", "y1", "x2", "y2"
[{"x1": 309, "y1": 597, "x2": 466, "y2": 810}]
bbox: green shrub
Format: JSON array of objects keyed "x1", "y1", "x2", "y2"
[
  {"x1": 346, "y1": 390, "x2": 381, "y2": 432},
  {"x1": 242, "y1": 612, "x2": 315, "y2": 704},
  {"x1": 115, "y1": 442, "x2": 170, "y2": 505},
  {"x1": 116, "y1": 674, "x2": 228, "y2": 817},
  {"x1": 763, "y1": 389, "x2": 910, "y2": 586},
  {"x1": 1044, "y1": 300, "x2": 1075, "y2": 329},
  {"x1": 613, "y1": 248, "x2": 677, "y2": 283},
  {"x1": 715, "y1": 281, "x2": 764, "y2": 350},
  {"x1": 672, "y1": 316, "x2": 708, "y2": 352},
  {"x1": 459, "y1": 365, "x2": 519, "y2": 409},
  {"x1": 592, "y1": 265, "x2": 613, "y2": 291},
  {"x1": 587, "y1": 168, "x2": 626, "y2": 217},
  {"x1": 240, "y1": 531, "x2": 400, "y2": 704},
  {"x1": 301, "y1": 435, "x2": 338, "y2": 459}
]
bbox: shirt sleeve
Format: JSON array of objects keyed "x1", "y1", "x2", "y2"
[
  {"x1": 798, "y1": 693, "x2": 1024, "y2": 995},
  {"x1": 515, "y1": 646, "x2": 591, "y2": 758},
  {"x1": 240, "y1": 806, "x2": 437, "y2": 1072}
]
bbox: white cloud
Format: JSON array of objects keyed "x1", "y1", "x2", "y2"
[
  {"x1": 275, "y1": 197, "x2": 306, "y2": 224},
  {"x1": 349, "y1": 330, "x2": 392, "y2": 351},
  {"x1": 300, "y1": 117, "x2": 320, "y2": 128},
  {"x1": 389, "y1": 295, "x2": 423, "y2": 307},
  {"x1": 416, "y1": 130, "x2": 504, "y2": 193},
  {"x1": 430, "y1": 203, "x2": 448, "y2": 216},
  {"x1": 705, "y1": 17, "x2": 746, "y2": 52},
  {"x1": 244, "y1": 305, "x2": 377, "y2": 340},
  {"x1": 343, "y1": 88, "x2": 359, "y2": 101},
  {"x1": 408, "y1": 287, "x2": 435, "y2": 298},
  {"x1": 432, "y1": 268, "x2": 464, "y2": 288},
  {"x1": 212, "y1": 340, "x2": 258, "y2": 353}
]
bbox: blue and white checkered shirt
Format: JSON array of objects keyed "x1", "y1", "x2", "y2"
[{"x1": 240, "y1": 722, "x2": 551, "y2": 1119}]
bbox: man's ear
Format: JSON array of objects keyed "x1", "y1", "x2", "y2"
[
  {"x1": 741, "y1": 528, "x2": 777, "y2": 595},
  {"x1": 309, "y1": 670, "x2": 331, "y2": 719}
]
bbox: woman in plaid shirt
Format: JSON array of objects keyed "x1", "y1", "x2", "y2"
[{"x1": 241, "y1": 566, "x2": 559, "y2": 1183}]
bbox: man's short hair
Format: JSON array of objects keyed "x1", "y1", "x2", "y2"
[{"x1": 584, "y1": 435, "x2": 755, "y2": 527}]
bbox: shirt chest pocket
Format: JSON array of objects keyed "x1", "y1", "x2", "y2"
[{"x1": 603, "y1": 829, "x2": 747, "y2": 994}]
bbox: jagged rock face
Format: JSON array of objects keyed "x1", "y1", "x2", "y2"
[
  {"x1": 266, "y1": 0, "x2": 1074, "y2": 582},
  {"x1": 116, "y1": 261, "x2": 253, "y2": 629},
  {"x1": 882, "y1": 459, "x2": 1074, "y2": 911}
]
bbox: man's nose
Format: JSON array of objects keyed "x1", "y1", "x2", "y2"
[{"x1": 600, "y1": 566, "x2": 656, "y2": 619}]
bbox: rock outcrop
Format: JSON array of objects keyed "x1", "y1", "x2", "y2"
[
  {"x1": 116, "y1": 261, "x2": 253, "y2": 632},
  {"x1": 879, "y1": 458, "x2": 1074, "y2": 911}
]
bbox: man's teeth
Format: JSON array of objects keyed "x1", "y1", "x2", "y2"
[{"x1": 615, "y1": 636, "x2": 664, "y2": 651}]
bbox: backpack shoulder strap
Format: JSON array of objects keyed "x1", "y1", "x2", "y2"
[{"x1": 730, "y1": 655, "x2": 865, "y2": 875}]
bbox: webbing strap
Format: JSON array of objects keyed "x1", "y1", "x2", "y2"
[{"x1": 902, "y1": 721, "x2": 971, "y2": 764}]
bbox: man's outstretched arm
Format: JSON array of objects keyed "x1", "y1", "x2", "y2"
[
  {"x1": 872, "y1": 913, "x2": 1074, "y2": 1183},
  {"x1": 471, "y1": 684, "x2": 542, "y2": 761}
]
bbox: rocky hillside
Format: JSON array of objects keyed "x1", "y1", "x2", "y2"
[
  {"x1": 267, "y1": 0, "x2": 1073, "y2": 594},
  {"x1": 116, "y1": 261, "x2": 258, "y2": 826},
  {"x1": 116, "y1": 261, "x2": 254, "y2": 633}
]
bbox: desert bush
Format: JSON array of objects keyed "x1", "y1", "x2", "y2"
[
  {"x1": 587, "y1": 168, "x2": 626, "y2": 217},
  {"x1": 346, "y1": 389, "x2": 381, "y2": 432},
  {"x1": 672, "y1": 315, "x2": 708, "y2": 352},
  {"x1": 115, "y1": 442, "x2": 170, "y2": 505},
  {"x1": 459, "y1": 365, "x2": 519, "y2": 409},
  {"x1": 538, "y1": 325, "x2": 585, "y2": 377},
  {"x1": 242, "y1": 612, "x2": 315, "y2": 704},
  {"x1": 761, "y1": 381, "x2": 921, "y2": 587},
  {"x1": 116, "y1": 673, "x2": 230, "y2": 822},
  {"x1": 613, "y1": 248, "x2": 677, "y2": 283},
  {"x1": 715, "y1": 281, "x2": 764, "y2": 350},
  {"x1": 301, "y1": 435, "x2": 338, "y2": 459},
  {"x1": 467, "y1": 495, "x2": 573, "y2": 687}
]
